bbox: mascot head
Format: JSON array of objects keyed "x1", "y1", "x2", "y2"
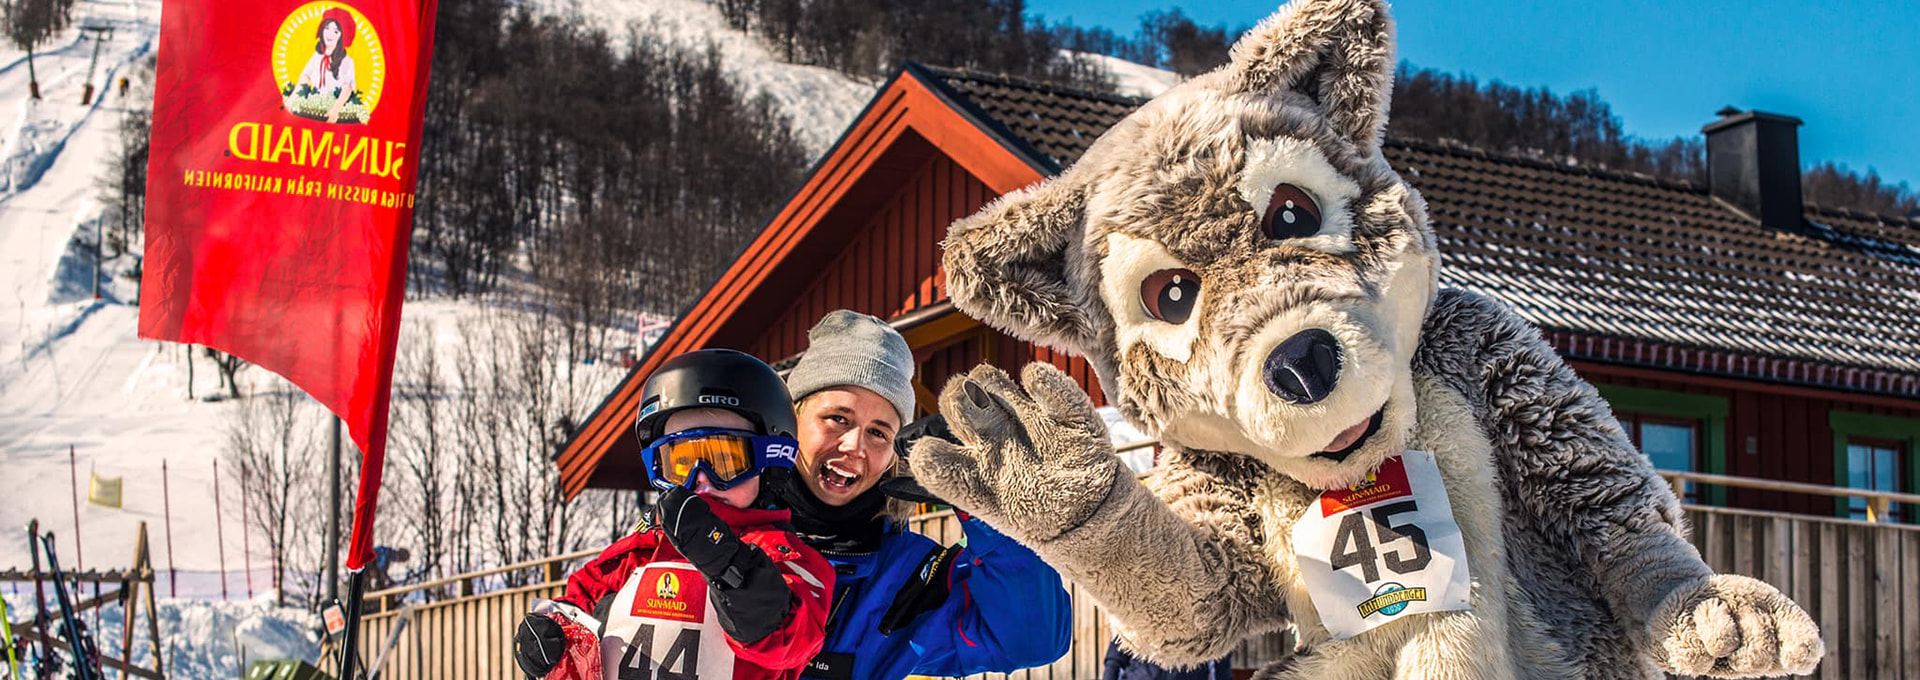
[{"x1": 942, "y1": 0, "x2": 1437, "y2": 489}]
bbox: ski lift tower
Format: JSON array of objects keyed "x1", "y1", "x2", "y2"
[{"x1": 78, "y1": 20, "x2": 115, "y2": 106}]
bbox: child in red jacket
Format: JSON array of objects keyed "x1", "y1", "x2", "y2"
[{"x1": 514, "y1": 350, "x2": 834, "y2": 680}]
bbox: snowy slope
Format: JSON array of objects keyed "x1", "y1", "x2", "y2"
[
  {"x1": 1082, "y1": 52, "x2": 1180, "y2": 98},
  {"x1": 0, "y1": 0, "x2": 183, "y2": 578},
  {"x1": 539, "y1": 0, "x2": 875, "y2": 161},
  {"x1": 0, "y1": 0, "x2": 1173, "y2": 587}
]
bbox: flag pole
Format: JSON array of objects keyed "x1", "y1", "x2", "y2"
[
  {"x1": 213, "y1": 459, "x2": 228, "y2": 600},
  {"x1": 327, "y1": 416, "x2": 341, "y2": 603},
  {"x1": 339, "y1": 568, "x2": 367, "y2": 680},
  {"x1": 164, "y1": 459, "x2": 177, "y2": 597},
  {"x1": 68, "y1": 446, "x2": 82, "y2": 570}
]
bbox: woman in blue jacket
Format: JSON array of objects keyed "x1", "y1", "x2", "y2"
[{"x1": 770, "y1": 310, "x2": 1072, "y2": 680}]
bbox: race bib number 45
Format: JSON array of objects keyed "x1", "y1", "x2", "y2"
[{"x1": 1291, "y1": 451, "x2": 1472, "y2": 640}]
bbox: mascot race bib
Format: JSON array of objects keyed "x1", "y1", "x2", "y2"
[
  {"x1": 1291, "y1": 451, "x2": 1473, "y2": 640},
  {"x1": 601, "y1": 561, "x2": 736, "y2": 679}
]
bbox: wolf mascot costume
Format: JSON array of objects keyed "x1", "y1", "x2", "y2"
[{"x1": 910, "y1": 0, "x2": 1826, "y2": 677}]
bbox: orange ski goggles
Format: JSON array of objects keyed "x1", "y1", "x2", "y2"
[{"x1": 640, "y1": 428, "x2": 797, "y2": 491}]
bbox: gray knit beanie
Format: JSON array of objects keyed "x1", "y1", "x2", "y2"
[{"x1": 787, "y1": 310, "x2": 916, "y2": 424}]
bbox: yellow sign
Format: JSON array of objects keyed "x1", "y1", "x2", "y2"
[{"x1": 88, "y1": 471, "x2": 123, "y2": 509}]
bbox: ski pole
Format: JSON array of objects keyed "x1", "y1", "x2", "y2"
[
  {"x1": 0, "y1": 585, "x2": 20, "y2": 680},
  {"x1": 38, "y1": 532, "x2": 100, "y2": 680}
]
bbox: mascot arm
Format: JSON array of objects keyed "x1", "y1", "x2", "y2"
[
  {"x1": 914, "y1": 363, "x2": 1289, "y2": 665},
  {"x1": 1422, "y1": 290, "x2": 1712, "y2": 625},
  {"x1": 1425, "y1": 290, "x2": 1823, "y2": 677}
]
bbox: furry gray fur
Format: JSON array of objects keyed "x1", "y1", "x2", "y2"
[{"x1": 918, "y1": 0, "x2": 1825, "y2": 677}]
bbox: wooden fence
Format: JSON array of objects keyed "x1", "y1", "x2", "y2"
[{"x1": 345, "y1": 471, "x2": 1920, "y2": 680}]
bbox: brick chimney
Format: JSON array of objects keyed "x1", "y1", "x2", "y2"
[{"x1": 1702, "y1": 107, "x2": 1804, "y2": 230}]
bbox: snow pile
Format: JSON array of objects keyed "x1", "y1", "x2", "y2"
[
  {"x1": 1, "y1": 589, "x2": 319, "y2": 680},
  {"x1": 538, "y1": 0, "x2": 875, "y2": 161}
]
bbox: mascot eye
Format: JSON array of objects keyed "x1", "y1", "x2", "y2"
[
  {"x1": 1261, "y1": 183, "x2": 1322, "y2": 240},
  {"x1": 1140, "y1": 268, "x2": 1201, "y2": 324}
]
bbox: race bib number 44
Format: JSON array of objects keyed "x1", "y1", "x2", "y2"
[
  {"x1": 602, "y1": 562, "x2": 736, "y2": 680},
  {"x1": 1291, "y1": 451, "x2": 1472, "y2": 640}
]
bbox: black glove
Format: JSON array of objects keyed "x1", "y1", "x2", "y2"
[
  {"x1": 881, "y1": 415, "x2": 961, "y2": 506},
  {"x1": 513, "y1": 613, "x2": 566, "y2": 678},
  {"x1": 655, "y1": 486, "x2": 793, "y2": 645}
]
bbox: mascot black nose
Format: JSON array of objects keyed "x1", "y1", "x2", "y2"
[{"x1": 1263, "y1": 329, "x2": 1343, "y2": 404}]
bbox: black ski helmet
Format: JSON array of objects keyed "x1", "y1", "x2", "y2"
[{"x1": 634, "y1": 349, "x2": 798, "y2": 444}]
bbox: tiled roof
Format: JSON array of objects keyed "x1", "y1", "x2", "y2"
[{"x1": 919, "y1": 65, "x2": 1920, "y2": 389}]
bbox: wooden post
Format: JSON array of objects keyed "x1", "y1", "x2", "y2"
[
  {"x1": 119, "y1": 523, "x2": 149, "y2": 680},
  {"x1": 143, "y1": 575, "x2": 163, "y2": 679}
]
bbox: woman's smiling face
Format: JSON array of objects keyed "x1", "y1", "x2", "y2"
[
  {"x1": 795, "y1": 386, "x2": 899, "y2": 506},
  {"x1": 322, "y1": 22, "x2": 342, "y2": 50}
]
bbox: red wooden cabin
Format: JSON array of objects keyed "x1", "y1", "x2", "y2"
[{"x1": 556, "y1": 64, "x2": 1920, "y2": 521}]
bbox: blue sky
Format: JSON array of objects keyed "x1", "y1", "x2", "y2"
[{"x1": 1025, "y1": 0, "x2": 1920, "y2": 190}]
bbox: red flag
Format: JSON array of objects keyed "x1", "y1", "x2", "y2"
[{"x1": 140, "y1": 0, "x2": 439, "y2": 571}]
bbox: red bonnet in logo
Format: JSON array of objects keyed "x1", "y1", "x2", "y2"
[{"x1": 318, "y1": 8, "x2": 356, "y2": 49}]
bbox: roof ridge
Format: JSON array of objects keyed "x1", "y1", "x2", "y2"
[
  {"x1": 1803, "y1": 201, "x2": 1920, "y2": 230},
  {"x1": 1381, "y1": 137, "x2": 1706, "y2": 194},
  {"x1": 914, "y1": 63, "x2": 1151, "y2": 108}
]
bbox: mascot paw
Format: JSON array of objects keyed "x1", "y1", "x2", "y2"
[
  {"x1": 912, "y1": 362, "x2": 1120, "y2": 543},
  {"x1": 1650, "y1": 574, "x2": 1824, "y2": 677}
]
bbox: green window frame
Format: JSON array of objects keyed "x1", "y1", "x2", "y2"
[
  {"x1": 1595, "y1": 385, "x2": 1729, "y2": 506},
  {"x1": 1829, "y1": 411, "x2": 1920, "y2": 522}
]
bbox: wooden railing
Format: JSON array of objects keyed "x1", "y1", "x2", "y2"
[{"x1": 345, "y1": 465, "x2": 1920, "y2": 680}]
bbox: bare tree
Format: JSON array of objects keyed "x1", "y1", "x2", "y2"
[
  {"x1": 390, "y1": 326, "x2": 454, "y2": 594},
  {"x1": 1, "y1": 0, "x2": 76, "y2": 99},
  {"x1": 204, "y1": 348, "x2": 248, "y2": 399},
  {"x1": 224, "y1": 386, "x2": 316, "y2": 605}
]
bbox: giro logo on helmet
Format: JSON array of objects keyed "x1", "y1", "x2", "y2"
[{"x1": 698, "y1": 394, "x2": 742, "y2": 406}]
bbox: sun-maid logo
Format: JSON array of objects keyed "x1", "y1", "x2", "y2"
[
  {"x1": 1319, "y1": 455, "x2": 1414, "y2": 516},
  {"x1": 271, "y1": 2, "x2": 386, "y2": 125},
  {"x1": 632, "y1": 566, "x2": 705, "y2": 623}
]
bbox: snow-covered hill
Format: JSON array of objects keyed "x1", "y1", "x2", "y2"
[
  {"x1": 0, "y1": 0, "x2": 1174, "y2": 595},
  {"x1": 539, "y1": 0, "x2": 875, "y2": 161}
]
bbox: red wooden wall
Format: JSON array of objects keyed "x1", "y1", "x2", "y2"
[
  {"x1": 740, "y1": 153, "x2": 1111, "y2": 410},
  {"x1": 747, "y1": 155, "x2": 989, "y2": 361}
]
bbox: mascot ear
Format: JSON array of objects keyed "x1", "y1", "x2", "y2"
[
  {"x1": 941, "y1": 176, "x2": 1095, "y2": 354},
  {"x1": 1227, "y1": 0, "x2": 1396, "y2": 153}
]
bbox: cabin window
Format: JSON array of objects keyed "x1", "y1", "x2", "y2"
[
  {"x1": 1596, "y1": 385, "x2": 1729, "y2": 506},
  {"x1": 1829, "y1": 411, "x2": 1920, "y2": 523},
  {"x1": 1845, "y1": 437, "x2": 1905, "y2": 522},
  {"x1": 1616, "y1": 412, "x2": 1702, "y2": 501}
]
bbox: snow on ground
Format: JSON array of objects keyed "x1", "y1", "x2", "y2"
[
  {"x1": 1, "y1": 589, "x2": 319, "y2": 680},
  {"x1": 0, "y1": 0, "x2": 176, "y2": 578},
  {"x1": 538, "y1": 0, "x2": 876, "y2": 162},
  {"x1": 0, "y1": 0, "x2": 1174, "y2": 614}
]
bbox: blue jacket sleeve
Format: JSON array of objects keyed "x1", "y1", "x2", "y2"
[{"x1": 909, "y1": 516, "x2": 1072, "y2": 677}]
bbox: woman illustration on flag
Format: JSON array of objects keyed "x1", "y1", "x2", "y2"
[{"x1": 285, "y1": 8, "x2": 365, "y2": 124}]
